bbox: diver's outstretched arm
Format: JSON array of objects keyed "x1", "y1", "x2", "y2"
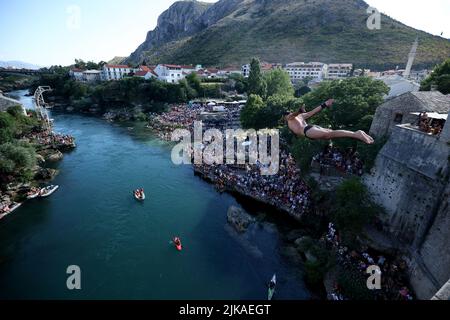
[{"x1": 302, "y1": 99, "x2": 334, "y2": 120}]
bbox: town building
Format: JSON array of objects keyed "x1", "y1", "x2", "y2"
[
  {"x1": 217, "y1": 67, "x2": 242, "y2": 77},
  {"x1": 369, "y1": 91, "x2": 450, "y2": 138},
  {"x1": 102, "y1": 64, "x2": 132, "y2": 81},
  {"x1": 378, "y1": 75, "x2": 420, "y2": 100},
  {"x1": 69, "y1": 68, "x2": 84, "y2": 81},
  {"x1": 283, "y1": 62, "x2": 328, "y2": 83},
  {"x1": 154, "y1": 64, "x2": 184, "y2": 83},
  {"x1": 326, "y1": 64, "x2": 353, "y2": 79},
  {"x1": 83, "y1": 70, "x2": 101, "y2": 82},
  {"x1": 134, "y1": 70, "x2": 157, "y2": 80},
  {"x1": 241, "y1": 64, "x2": 250, "y2": 78}
]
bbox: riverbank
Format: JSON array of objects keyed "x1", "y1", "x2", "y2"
[{"x1": 0, "y1": 101, "x2": 76, "y2": 220}]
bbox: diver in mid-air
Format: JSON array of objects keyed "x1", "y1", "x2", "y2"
[{"x1": 285, "y1": 99, "x2": 374, "y2": 144}]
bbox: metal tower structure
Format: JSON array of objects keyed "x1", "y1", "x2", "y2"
[
  {"x1": 33, "y1": 86, "x2": 52, "y2": 130},
  {"x1": 404, "y1": 37, "x2": 419, "y2": 79}
]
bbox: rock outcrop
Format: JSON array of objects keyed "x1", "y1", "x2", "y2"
[
  {"x1": 227, "y1": 206, "x2": 255, "y2": 233},
  {"x1": 128, "y1": 0, "x2": 213, "y2": 63}
]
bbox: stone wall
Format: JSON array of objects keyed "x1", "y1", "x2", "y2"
[{"x1": 364, "y1": 122, "x2": 449, "y2": 299}]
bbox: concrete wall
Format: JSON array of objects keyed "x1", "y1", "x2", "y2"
[
  {"x1": 364, "y1": 123, "x2": 449, "y2": 299},
  {"x1": 0, "y1": 92, "x2": 26, "y2": 114}
]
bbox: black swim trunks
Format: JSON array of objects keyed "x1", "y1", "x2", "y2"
[{"x1": 304, "y1": 125, "x2": 314, "y2": 138}]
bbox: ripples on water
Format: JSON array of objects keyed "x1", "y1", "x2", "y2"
[{"x1": 0, "y1": 91, "x2": 310, "y2": 300}]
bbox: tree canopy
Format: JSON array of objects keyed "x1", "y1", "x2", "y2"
[
  {"x1": 247, "y1": 58, "x2": 267, "y2": 98},
  {"x1": 421, "y1": 58, "x2": 450, "y2": 94}
]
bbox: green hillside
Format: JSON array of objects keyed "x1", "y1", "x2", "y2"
[{"x1": 128, "y1": 0, "x2": 450, "y2": 70}]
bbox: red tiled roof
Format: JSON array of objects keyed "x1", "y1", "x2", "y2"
[
  {"x1": 106, "y1": 64, "x2": 129, "y2": 69},
  {"x1": 71, "y1": 68, "x2": 84, "y2": 72},
  {"x1": 180, "y1": 65, "x2": 194, "y2": 69},
  {"x1": 139, "y1": 66, "x2": 151, "y2": 72},
  {"x1": 162, "y1": 64, "x2": 182, "y2": 69},
  {"x1": 135, "y1": 71, "x2": 148, "y2": 76}
]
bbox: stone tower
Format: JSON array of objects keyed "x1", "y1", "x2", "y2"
[{"x1": 404, "y1": 37, "x2": 419, "y2": 79}]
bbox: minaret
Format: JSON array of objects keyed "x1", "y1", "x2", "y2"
[{"x1": 404, "y1": 37, "x2": 419, "y2": 79}]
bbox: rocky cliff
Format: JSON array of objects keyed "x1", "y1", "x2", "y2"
[{"x1": 127, "y1": 0, "x2": 450, "y2": 69}]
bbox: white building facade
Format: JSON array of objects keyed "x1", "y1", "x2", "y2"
[
  {"x1": 83, "y1": 70, "x2": 101, "y2": 82},
  {"x1": 102, "y1": 64, "x2": 132, "y2": 81},
  {"x1": 154, "y1": 64, "x2": 184, "y2": 83},
  {"x1": 284, "y1": 62, "x2": 328, "y2": 83},
  {"x1": 326, "y1": 64, "x2": 353, "y2": 79},
  {"x1": 69, "y1": 69, "x2": 84, "y2": 81},
  {"x1": 241, "y1": 64, "x2": 250, "y2": 78}
]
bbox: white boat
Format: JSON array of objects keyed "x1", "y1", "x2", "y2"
[
  {"x1": 0, "y1": 203, "x2": 22, "y2": 221},
  {"x1": 134, "y1": 191, "x2": 145, "y2": 201},
  {"x1": 40, "y1": 185, "x2": 59, "y2": 198},
  {"x1": 27, "y1": 189, "x2": 41, "y2": 199},
  {"x1": 9, "y1": 202, "x2": 22, "y2": 213},
  {"x1": 268, "y1": 274, "x2": 277, "y2": 301}
]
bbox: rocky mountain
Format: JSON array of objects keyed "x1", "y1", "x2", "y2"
[
  {"x1": 0, "y1": 60, "x2": 42, "y2": 70},
  {"x1": 127, "y1": 0, "x2": 450, "y2": 70}
]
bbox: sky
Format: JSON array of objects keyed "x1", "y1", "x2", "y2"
[{"x1": 0, "y1": 0, "x2": 449, "y2": 67}]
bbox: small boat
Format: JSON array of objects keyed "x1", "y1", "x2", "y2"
[
  {"x1": 0, "y1": 203, "x2": 22, "y2": 221},
  {"x1": 27, "y1": 189, "x2": 41, "y2": 199},
  {"x1": 134, "y1": 190, "x2": 145, "y2": 201},
  {"x1": 9, "y1": 202, "x2": 22, "y2": 213},
  {"x1": 40, "y1": 185, "x2": 59, "y2": 198},
  {"x1": 173, "y1": 238, "x2": 182, "y2": 251},
  {"x1": 268, "y1": 274, "x2": 277, "y2": 301}
]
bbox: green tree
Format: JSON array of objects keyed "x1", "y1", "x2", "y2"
[
  {"x1": 264, "y1": 68, "x2": 294, "y2": 98},
  {"x1": 421, "y1": 58, "x2": 450, "y2": 94},
  {"x1": 331, "y1": 178, "x2": 378, "y2": 243},
  {"x1": 301, "y1": 77, "x2": 388, "y2": 130},
  {"x1": 240, "y1": 94, "x2": 265, "y2": 129},
  {"x1": 0, "y1": 142, "x2": 37, "y2": 182},
  {"x1": 247, "y1": 58, "x2": 267, "y2": 97}
]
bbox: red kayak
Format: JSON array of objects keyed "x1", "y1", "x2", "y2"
[{"x1": 173, "y1": 238, "x2": 182, "y2": 251}]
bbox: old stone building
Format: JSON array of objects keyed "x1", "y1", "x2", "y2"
[
  {"x1": 364, "y1": 108, "x2": 450, "y2": 299},
  {"x1": 370, "y1": 91, "x2": 450, "y2": 138}
]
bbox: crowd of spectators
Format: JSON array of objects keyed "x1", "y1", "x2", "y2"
[
  {"x1": 195, "y1": 151, "x2": 310, "y2": 215},
  {"x1": 25, "y1": 129, "x2": 75, "y2": 149},
  {"x1": 325, "y1": 223, "x2": 415, "y2": 301},
  {"x1": 418, "y1": 112, "x2": 445, "y2": 136},
  {"x1": 147, "y1": 104, "x2": 204, "y2": 140},
  {"x1": 312, "y1": 145, "x2": 364, "y2": 176}
]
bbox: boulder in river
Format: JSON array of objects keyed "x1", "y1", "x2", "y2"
[
  {"x1": 35, "y1": 168, "x2": 58, "y2": 181},
  {"x1": 42, "y1": 149, "x2": 64, "y2": 162},
  {"x1": 227, "y1": 206, "x2": 255, "y2": 233}
]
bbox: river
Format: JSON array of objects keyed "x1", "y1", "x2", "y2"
[{"x1": 0, "y1": 90, "x2": 310, "y2": 300}]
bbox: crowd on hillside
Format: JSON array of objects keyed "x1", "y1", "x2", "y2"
[
  {"x1": 312, "y1": 145, "x2": 364, "y2": 176},
  {"x1": 195, "y1": 151, "x2": 310, "y2": 215},
  {"x1": 325, "y1": 223, "x2": 415, "y2": 301}
]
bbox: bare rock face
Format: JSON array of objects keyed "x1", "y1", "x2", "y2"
[
  {"x1": 227, "y1": 206, "x2": 255, "y2": 233},
  {"x1": 128, "y1": 1, "x2": 213, "y2": 63}
]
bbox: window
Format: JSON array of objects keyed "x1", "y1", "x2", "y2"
[{"x1": 394, "y1": 113, "x2": 403, "y2": 124}]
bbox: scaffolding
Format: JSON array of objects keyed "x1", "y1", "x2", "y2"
[{"x1": 33, "y1": 86, "x2": 52, "y2": 130}]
